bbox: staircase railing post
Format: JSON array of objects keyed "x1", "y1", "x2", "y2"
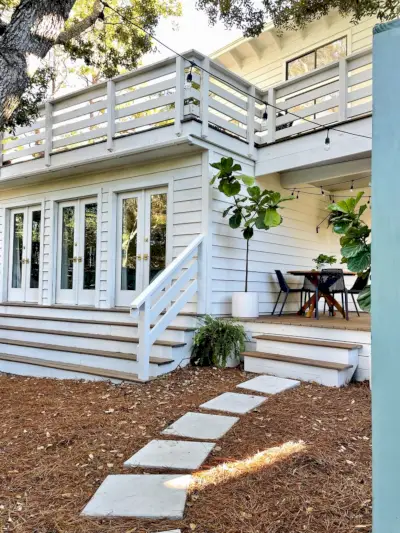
[{"x1": 136, "y1": 300, "x2": 151, "y2": 381}]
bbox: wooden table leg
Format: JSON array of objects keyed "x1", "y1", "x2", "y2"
[{"x1": 321, "y1": 292, "x2": 345, "y2": 318}]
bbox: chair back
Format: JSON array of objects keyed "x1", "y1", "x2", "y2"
[
  {"x1": 319, "y1": 268, "x2": 345, "y2": 292},
  {"x1": 350, "y1": 275, "x2": 369, "y2": 292},
  {"x1": 275, "y1": 270, "x2": 289, "y2": 292}
]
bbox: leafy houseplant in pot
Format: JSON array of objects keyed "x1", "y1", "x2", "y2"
[
  {"x1": 312, "y1": 254, "x2": 337, "y2": 270},
  {"x1": 190, "y1": 315, "x2": 247, "y2": 368},
  {"x1": 211, "y1": 157, "x2": 293, "y2": 318}
]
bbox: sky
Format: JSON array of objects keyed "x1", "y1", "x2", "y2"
[{"x1": 142, "y1": 0, "x2": 244, "y2": 65}]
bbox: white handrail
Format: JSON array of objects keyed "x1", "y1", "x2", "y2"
[{"x1": 132, "y1": 234, "x2": 205, "y2": 381}]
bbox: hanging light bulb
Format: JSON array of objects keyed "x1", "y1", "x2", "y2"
[
  {"x1": 320, "y1": 187, "x2": 325, "y2": 195},
  {"x1": 262, "y1": 103, "x2": 268, "y2": 120},
  {"x1": 186, "y1": 62, "x2": 194, "y2": 83},
  {"x1": 350, "y1": 180, "x2": 354, "y2": 191},
  {"x1": 296, "y1": 191, "x2": 299, "y2": 199},
  {"x1": 324, "y1": 129, "x2": 331, "y2": 151}
]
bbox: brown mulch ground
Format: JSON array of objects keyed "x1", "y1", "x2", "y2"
[{"x1": 0, "y1": 368, "x2": 371, "y2": 533}]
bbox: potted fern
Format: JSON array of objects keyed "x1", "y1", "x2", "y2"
[
  {"x1": 211, "y1": 157, "x2": 293, "y2": 318},
  {"x1": 190, "y1": 315, "x2": 247, "y2": 368}
]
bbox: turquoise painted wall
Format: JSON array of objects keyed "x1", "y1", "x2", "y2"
[{"x1": 372, "y1": 19, "x2": 400, "y2": 533}]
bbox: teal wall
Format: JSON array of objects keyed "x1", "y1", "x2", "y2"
[{"x1": 372, "y1": 19, "x2": 400, "y2": 533}]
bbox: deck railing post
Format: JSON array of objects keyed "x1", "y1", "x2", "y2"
[
  {"x1": 338, "y1": 58, "x2": 348, "y2": 122},
  {"x1": 200, "y1": 57, "x2": 210, "y2": 139},
  {"x1": 0, "y1": 133, "x2": 3, "y2": 176},
  {"x1": 107, "y1": 79, "x2": 116, "y2": 152},
  {"x1": 136, "y1": 301, "x2": 151, "y2": 382},
  {"x1": 197, "y1": 240, "x2": 206, "y2": 314},
  {"x1": 175, "y1": 56, "x2": 184, "y2": 137},
  {"x1": 267, "y1": 88, "x2": 276, "y2": 144},
  {"x1": 44, "y1": 102, "x2": 53, "y2": 167},
  {"x1": 247, "y1": 85, "x2": 256, "y2": 157}
]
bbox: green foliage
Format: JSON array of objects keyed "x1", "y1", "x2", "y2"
[
  {"x1": 211, "y1": 157, "x2": 293, "y2": 292},
  {"x1": 328, "y1": 192, "x2": 371, "y2": 312},
  {"x1": 312, "y1": 254, "x2": 337, "y2": 269},
  {"x1": 190, "y1": 315, "x2": 247, "y2": 368},
  {"x1": 197, "y1": 0, "x2": 400, "y2": 37}
]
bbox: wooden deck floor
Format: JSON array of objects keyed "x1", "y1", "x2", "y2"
[{"x1": 241, "y1": 312, "x2": 371, "y2": 332}]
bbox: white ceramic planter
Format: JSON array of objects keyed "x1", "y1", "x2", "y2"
[
  {"x1": 231, "y1": 292, "x2": 259, "y2": 318},
  {"x1": 224, "y1": 352, "x2": 241, "y2": 368}
]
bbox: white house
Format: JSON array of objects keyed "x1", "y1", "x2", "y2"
[{"x1": 0, "y1": 10, "x2": 373, "y2": 384}]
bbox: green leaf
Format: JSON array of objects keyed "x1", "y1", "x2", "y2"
[
  {"x1": 264, "y1": 207, "x2": 282, "y2": 227},
  {"x1": 247, "y1": 186, "x2": 261, "y2": 199},
  {"x1": 229, "y1": 212, "x2": 242, "y2": 229},
  {"x1": 333, "y1": 220, "x2": 353, "y2": 234},
  {"x1": 222, "y1": 206, "x2": 234, "y2": 218},
  {"x1": 347, "y1": 246, "x2": 371, "y2": 272},
  {"x1": 269, "y1": 192, "x2": 281, "y2": 205},
  {"x1": 358, "y1": 204, "x2": 367, "y2": 217},
  {"x1": 358, "y1": 285, "x2": 371, "y2": 312},
  {"x1": 210, "y1": 175, "x2": 217, "y2": 185},
  {"x1": 232, "y1": 163, "x2": 242, "y2": 172},
  {"x1": 240, "y1": 175, "x2": 255, "y2": 186},
  {"x1": 255, "y1": 212, "x2": 268, "y2": 230},
  {"x1": 210, "y1": 162, "x2": 222, "y2": 170},
  {"x1": 341, "y1": 241, "x2": 365, "y2": 259},
  {"x1": 222, "y1": 180, "x2": 241, "y2": 197},
  {"x1": 243, "y1": 226, "x2": 254, "y2": 240}
]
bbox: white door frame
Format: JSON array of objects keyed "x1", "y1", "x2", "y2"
[{"x1": 6, "y1": 204, "x2": 43, "y2": 303}]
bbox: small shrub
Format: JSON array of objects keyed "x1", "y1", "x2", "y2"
[{"x1": 190, "y1": 315, "x2": 247, "y2": 368}]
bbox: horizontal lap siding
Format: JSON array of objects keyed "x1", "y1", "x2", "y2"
[{"x1": 211, "y1": 168, "x2": 330, "y2": 315}]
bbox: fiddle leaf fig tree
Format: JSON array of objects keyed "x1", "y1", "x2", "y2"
[
  {"x1": 328, "y1": 191, "x2": 371, "y2": 312},
  {"x1": 211, "y1": 157, "x2": 293, "y2": 292}
]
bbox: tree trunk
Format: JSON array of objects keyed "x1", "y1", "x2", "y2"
[{"x1": 0, "y1": 0, "x2": 76, "y2": 129}]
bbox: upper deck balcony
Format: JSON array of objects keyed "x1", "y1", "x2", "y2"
[{"x1": 0, "y1": 48, "x2": 372, "y2": 184}]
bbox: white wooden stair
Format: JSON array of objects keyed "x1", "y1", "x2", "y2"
[
  {"x1": 243, "y1": 334, "x2": 361, "y2": 387},
  {"x1": 0, "y1": 304, "x2": 196, "y2": 382}
]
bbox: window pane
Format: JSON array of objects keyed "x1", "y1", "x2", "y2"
[
  {"x1": 83, "y1": 203, "x2": 97, "y2": 290},
  {"x1": 12, "y1": 213, "x2": 24, "y2": 289},
  {"x1": 30, "y1": 210, "x2": 41, "y2": 289},
  {"x1": 61, "y1": 206, "x2": 75, "y2": 290},
  {"x1": 121, "y1": 198, "x2": 138, "y2": 291},
  {"x1": 316, "y1": 38, "x2": 347, "y2": 68},
  {"x1": 149, "y1": 193, "x2": 167, "y2": 284},
  {"x1": 287, "y1": 52, "x2": 315, "y2": 80}
]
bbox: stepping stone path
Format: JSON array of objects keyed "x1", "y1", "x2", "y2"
[
  {"x1": 162, "y1": 411, "x2": 239, "y2": 440},
  {"x1": 81, "y1": 474, "x2": 191, "y2": 519},
  {"x1": 124, "y1": 439, "x2": 215, "y2": 470},
  {"x1": 237, "y1": 375, "x2": 300, "y2": 395},
  {"x1": 81, "y1": 372, "x2": 302, "y2": 522},
  {"x1": 200, "y1": 391, "x2": 266, "y2": 414}
]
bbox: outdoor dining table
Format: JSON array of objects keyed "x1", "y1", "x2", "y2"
[{"x1": 287, "y1": 270, "x2": 356, "y2": 319}]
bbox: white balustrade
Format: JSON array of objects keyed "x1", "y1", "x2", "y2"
[
  {"x1": 130, "y1": 234, "x2": 204, "y2": 381},
  {"x1": 0, "y1": 48, "x2": 372, "y2": 169}
]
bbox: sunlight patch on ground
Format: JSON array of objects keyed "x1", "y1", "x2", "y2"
[{"x1": 191, "y1": 441, "x2": 306, "y2": 490}]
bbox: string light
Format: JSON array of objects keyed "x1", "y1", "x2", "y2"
[
  {"x1": 350, "y1": 180, "x2": 354, "y2": 191},
  {"x1": 262, "y1": 103, "x2": 268, "y2": 121},
  {"x1": 100, "y1": 1, "x2": 372, "y2": 143},
  {"x1": 324, "y1": 129, "x2": 331, "y2": 151},
  {"x1": 186, "y1": 62, "x2": 194, "y2": 83},
  {"x1": 320, "y1": 187, "x2": 325, "y2": 195}
]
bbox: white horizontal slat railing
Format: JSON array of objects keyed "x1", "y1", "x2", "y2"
[
  {"x1": 130, "y1": 234, "x2": 205, "y2": 381},
  {"x1": 0, "y1": 48, "x2": 372, "y2": 171}
]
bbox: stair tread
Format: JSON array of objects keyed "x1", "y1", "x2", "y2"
[
  {"x1": 242, "y1": 351, "x2": 353, "y2": 371},
  {"x1": 0, "y1": 337, "x2": 173, "y2": 365},
  {"x1": 0, "y1": 313, "x2": 195, "y2": 332},
  {"x1": 253, "y1": 334, "x2": 362, "y2": 350},
  {"x1": 0, "y1": 353, "x2": 146, "y2": 382},
  {"x1": 0, "y1": 325, "x2": 185, "y2": 347}
]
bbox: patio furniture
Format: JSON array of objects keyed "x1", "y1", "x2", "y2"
[
  {"x1": 348, "y1": 275, "x2": 369, "y2": 317},
  {"x1": 287, "y1": 270, "x2": 355, "y2": 319},
  {"x1": 316, "y1": 269, "x2": 349, "y2": 321},
  {"x1": 272, "y1": 270, "x2": 304, "y2": 316}
]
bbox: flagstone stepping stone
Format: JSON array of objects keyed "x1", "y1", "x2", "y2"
[
  {"x1": 124, "y1": 439, "x2": 215, "y2": 470},
  {"x1": 81, "y1": 474, "x2": 191, "y2": 519},
  {"x1": 154, "y1": 530, "x2": 181, "y2": 533},
  {"x1": 237, "y1": 375, "x2": 300, "y2": 395},
  {"x1": 200, "y1": 392, "x2": 266, "y2": 414},
  {"x1": 162, "y1": 412, "x2": 239, "y2": 440}
]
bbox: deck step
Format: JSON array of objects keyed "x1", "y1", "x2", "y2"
[
  {"x1": 243, "y1": 351, "x2": 356, "y2": 387},
  {"x1": 242, "y1": 351, "x2": 352, "y2": 371},
  {"x1": 0, "y1": 325, "x2": 186, "y2": 347},
  {"x1": 0, "y1": 337, "x2": 173, "y2": 365},
  {"x1": 0, "y1": 353, "x2": 145, "y2": 383},
  {"x1": 253, "y1": 334, "x2": 362, "y2": 350},
  {"x1": 0, "y1": 313, "x2": 195, "y2": 332}
]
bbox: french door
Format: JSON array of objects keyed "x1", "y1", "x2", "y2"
[
  {"x1": 8, "y1": 206, "x2": 42, "y2": 303},
  {"x1": 56, "y1": 197, "x2": 98, "y2": 306},
  {"x1": 116, "y1": 188, "x2": 168, "y2": 307}
]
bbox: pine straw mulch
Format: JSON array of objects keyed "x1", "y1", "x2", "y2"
[{"x1": 0, "y1": 368, "x2": 371, "y2": 533}]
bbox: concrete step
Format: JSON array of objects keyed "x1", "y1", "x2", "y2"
[
  {"x1": 243, "y1": 351, "x2": 355, "y2": 387},
  {"x1": 253, "y1": 334, "x2": 361, "y2": 366},
  {"x1": 0, "y1": 353, "x2": 146, "y2": 383},
  {"x1": 0, "y1": 313, "x2": 194, "y2": 342}
]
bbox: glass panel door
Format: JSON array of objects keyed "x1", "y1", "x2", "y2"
[
  {"x1": 147, "y1": 192, "x2": 167, "y2": 285},
  {"x1": 8, "y1": 205, "x2": 42, "y2": 303},
  {"x1": 78, "y1": 199, "x2": 97, "y2": 305}
]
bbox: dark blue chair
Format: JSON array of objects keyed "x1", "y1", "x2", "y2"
[
  {"x1": 272, "y1": 270, "x2": 304, "y2": 316},
  {"x1": 317, "y1": 269, "x2": 349, "y2": 320}
]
